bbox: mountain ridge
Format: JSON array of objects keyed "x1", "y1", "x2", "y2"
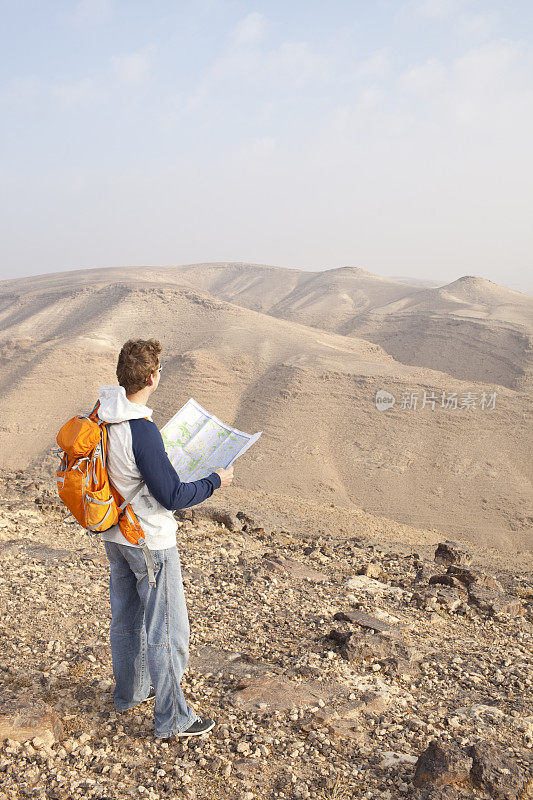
[{"x1": 0, "y1": 266, "x2": 531, "y2": 552}]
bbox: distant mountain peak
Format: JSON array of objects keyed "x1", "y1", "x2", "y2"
[
  {"x1": 450, "y1": 275, "x2": 495, "y2": 287},
  {"x1": 328, "y1": 265, "x2": 379, "y2": 277},
  {"x1": 442, "y1": 274, "x2": 526, "y2": 299}
]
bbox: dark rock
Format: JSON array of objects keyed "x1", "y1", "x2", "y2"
[
  {"x1": 332, "y1": 609, "x2": 399, "y2": 634},
  {"x1": 447, "y1": 565, "x2": 504, "y2": 592},
  {"x1": 412, "y1": 587, "x2": 439, "y2": 608},
  {"x1": 469, "y1": 741, "x2": 528, "y2": 799},
  {"x1": 413, "y1": 564, "x2": 434, "y2": 585},
  {"x1": 429, "y1": 574, "x2": 467, "y2": 591},
  {"x1": 505, "y1": 578, "x2": 533, "y2": 600},
  {"x1": 412, "y1": 586, "x2": 464, "y2": 613},
  {"x1": 434, "y1": 541, "x2": 472, "y2": 566},
  {"x1": 210, "y1": 509, "x2": 241, "y2": 531},
  {"x1": 279, "y1": 557, "x2": 328, "y2": 582},
  {"x1": 414, "y1": 740, "x2": 472, "y2": 788},
  {"x1": 261, "y1": 558, "x2": 287, "y2": 574},
  {"x1": 236, "y1": 511, "x2": 260, "y2": 531},
  {"x1": 468, "y1": 585, "x2": 524, "y2": 617},
  {"x1": 435, "y1": 587, "x2": 464, "y2": 613},
  {"x1": 326, "y1": 628, "x2": 351, "y2": 648},
  {"x1": 327, "y1": 628, "x2": 416, "y2": 668},
  {"x1": 190, "y1": 645, "x2": 272, "y2": 679},
  {"x1": 260, "y1": 554, "x2": 328, "y2": 582}
]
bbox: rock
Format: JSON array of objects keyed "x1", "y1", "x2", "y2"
[
  {"x1": 412, "y1": 586, "x2": 464, "y2": 613},
  {"x1": 434, "y1": 541, "x2": 472, "y2": 566},
  {"x1": 0, "y1": 696, "x2": 63, "y2": 744},
  {"x1": 447, "y1": 565, "x2": 504, "y2": 592},
  {"x1": 450, "y1": 704, "x2": 505, "y2": 724},
  {"x1": 327, "y1": 628, "x2": 416, "y2": 670},
  {"x1": 505, "y1": 578, "x2": 533, "y2": 600},
  {"x1": 413, "y1": 563, "x2": 434, "y2": 585},
  {"x1": 230, "y1": 675, "x2": 349, "y2": 712},
  {"x1": 428, "y1": 574, "x2": 467, "y2": 592},
  {"x1": 513, "y1": 716, "x2": 533, "y2": 749},
  {"x1": 331, "y1": 688, "x2": 391, "y2": 718},
  {"x1": 468, "y1": 585, "x2": 524, "y2": 617},
  {"x1": 371, "y1": 607, "x2": 402, "y2": 625},
  {"x1": 469, "y1": 741, "x2": 528, "y2": 799},
  {"x1": 32, "y1": 732, "x2": 54, "y2": 748},
  {"x1": 324, "y1": 716, "x2": 365, "y2": 742},
  {"x1": 434, "y1": 587, "x2": 464, "y2": 613},
  {"x1": 413, "y1": 740, "x2": 472, "y2": 788},
  {"x1": 261, "y1": 557, "x2": 287, "y2": 574},
  {"x1": 379, "y1": 751, "x2": 418, "y2": 768},
  {"x1": 346, "y1": 575, "x2": 403, "y2": 597},
  {"x1": 209, "y1": 509, "x2": 241, "y2": 531},
  {"x1": 235, "y1": 511, "x2": 263, "y2": 532},
  {"x1": 358, "y1": 563, "x2": 386, "y2": 580},
  {"x1": 332, "y1": 609, "x2": 399, "y2": 634}
]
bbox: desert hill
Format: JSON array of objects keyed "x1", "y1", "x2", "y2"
[
  {"x1": 0, "y1": 268, "x2": 531, "y2": 553},
  {"x1": 5, "y1": 263, "x2": 531, "y2": 391},
  {"x1": 180, "y1": 267, "x2": 533, "y2": 391},
  {"x1": 342, "y1": 279, "x2": 533, "y2": 392}
]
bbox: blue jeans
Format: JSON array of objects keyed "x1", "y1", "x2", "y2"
[{"x1": 103, "y1": 541, "x2": 200, "y2": 737}]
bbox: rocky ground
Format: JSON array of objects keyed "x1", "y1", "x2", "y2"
[{"x1": 0, "y1": 473, "x2": 531, "y2": 800}]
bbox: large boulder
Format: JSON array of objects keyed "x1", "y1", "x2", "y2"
[
  {"x1": 469, "y1": 741, "x2": 531, "y2": 800},
  {"x1": 413, "y1": 740, "x2": 472, "y2": 788},
  {"x1": 447, "y1": 565, "x2": 504, "y2": 592},
  {"x1": 0, "y1": 696, "x2": 63, "y2": 745},
  {"x1": 468, "y1": 585, "x2": 524, "y2": 618},
  {"x1": 434, "y1": 541, "x2": 472, "y2": 566},
  {"x1": 327, "y1": 628, "x2": 417, "y2": 672}
]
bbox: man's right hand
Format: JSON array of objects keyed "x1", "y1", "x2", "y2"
[{"x1": 215, "y1": 465, "x2": 234, "y2": 487}]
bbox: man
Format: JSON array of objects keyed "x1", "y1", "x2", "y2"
[{"x1": 97, "y1": 338, "x2": 233, "y2": 739}]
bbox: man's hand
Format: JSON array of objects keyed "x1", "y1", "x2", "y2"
[{"x1": 215, "y1": 465, "x2": 234, "y2": 487}]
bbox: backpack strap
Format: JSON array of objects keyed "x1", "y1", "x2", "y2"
[
  {"x1": 117, "y1": 482, "x2": 145, "y2": 514},
  {"x1": 91, "y1": 403, "x2": 155, "y2": 584}
]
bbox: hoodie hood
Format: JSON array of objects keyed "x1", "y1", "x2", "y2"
[{"x1": 97, "y1": 385, "x2": 154, "y2": 424}]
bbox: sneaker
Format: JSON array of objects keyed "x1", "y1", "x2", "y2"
[
  {"x1": 141, "y1": 686, "x2": 156, "y2": 704},
  {"x1": 116, "y1": 686, "x2": 156, "y2": 713},
  {"x1": 175, "y1": 717, "x2": 215, "y2": 737}
]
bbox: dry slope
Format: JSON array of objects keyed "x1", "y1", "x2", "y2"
[{"x1": 0, "y1": 273, "x2": 531, "y2": 552}]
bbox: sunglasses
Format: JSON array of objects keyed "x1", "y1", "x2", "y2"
[{"x1": 154, "y1": 363, "x2": 162, "y2": 374}]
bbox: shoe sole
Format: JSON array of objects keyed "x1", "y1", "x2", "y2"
[{"x1": 175, "y1": 720, "x2": 215, "y2": 737}]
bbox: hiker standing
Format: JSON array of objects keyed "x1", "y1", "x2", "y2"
[{"x1": 97, "y1": 338, "x2": 233, "y2": 738}]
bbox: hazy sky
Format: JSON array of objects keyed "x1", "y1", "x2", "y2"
[{"x1": 1, "y1": 0, "x2": 532, "y2": 291}]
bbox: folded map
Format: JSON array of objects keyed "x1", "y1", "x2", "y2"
[{"x1": 161, "y1": 398, "x2": 262, "y2": 481}]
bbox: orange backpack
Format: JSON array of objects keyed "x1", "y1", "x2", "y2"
[{"x1": 55, "y1": 401, "x2": 145, "y2": 545}]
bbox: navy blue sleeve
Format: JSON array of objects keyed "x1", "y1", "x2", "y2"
[{"x1": 129, "y1": 419, "x2": 222, "y2": 510}]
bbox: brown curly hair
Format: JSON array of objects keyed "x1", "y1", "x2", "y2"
[{"x1": 116, "y1": 339, "x2": 162, "y2": 395}]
